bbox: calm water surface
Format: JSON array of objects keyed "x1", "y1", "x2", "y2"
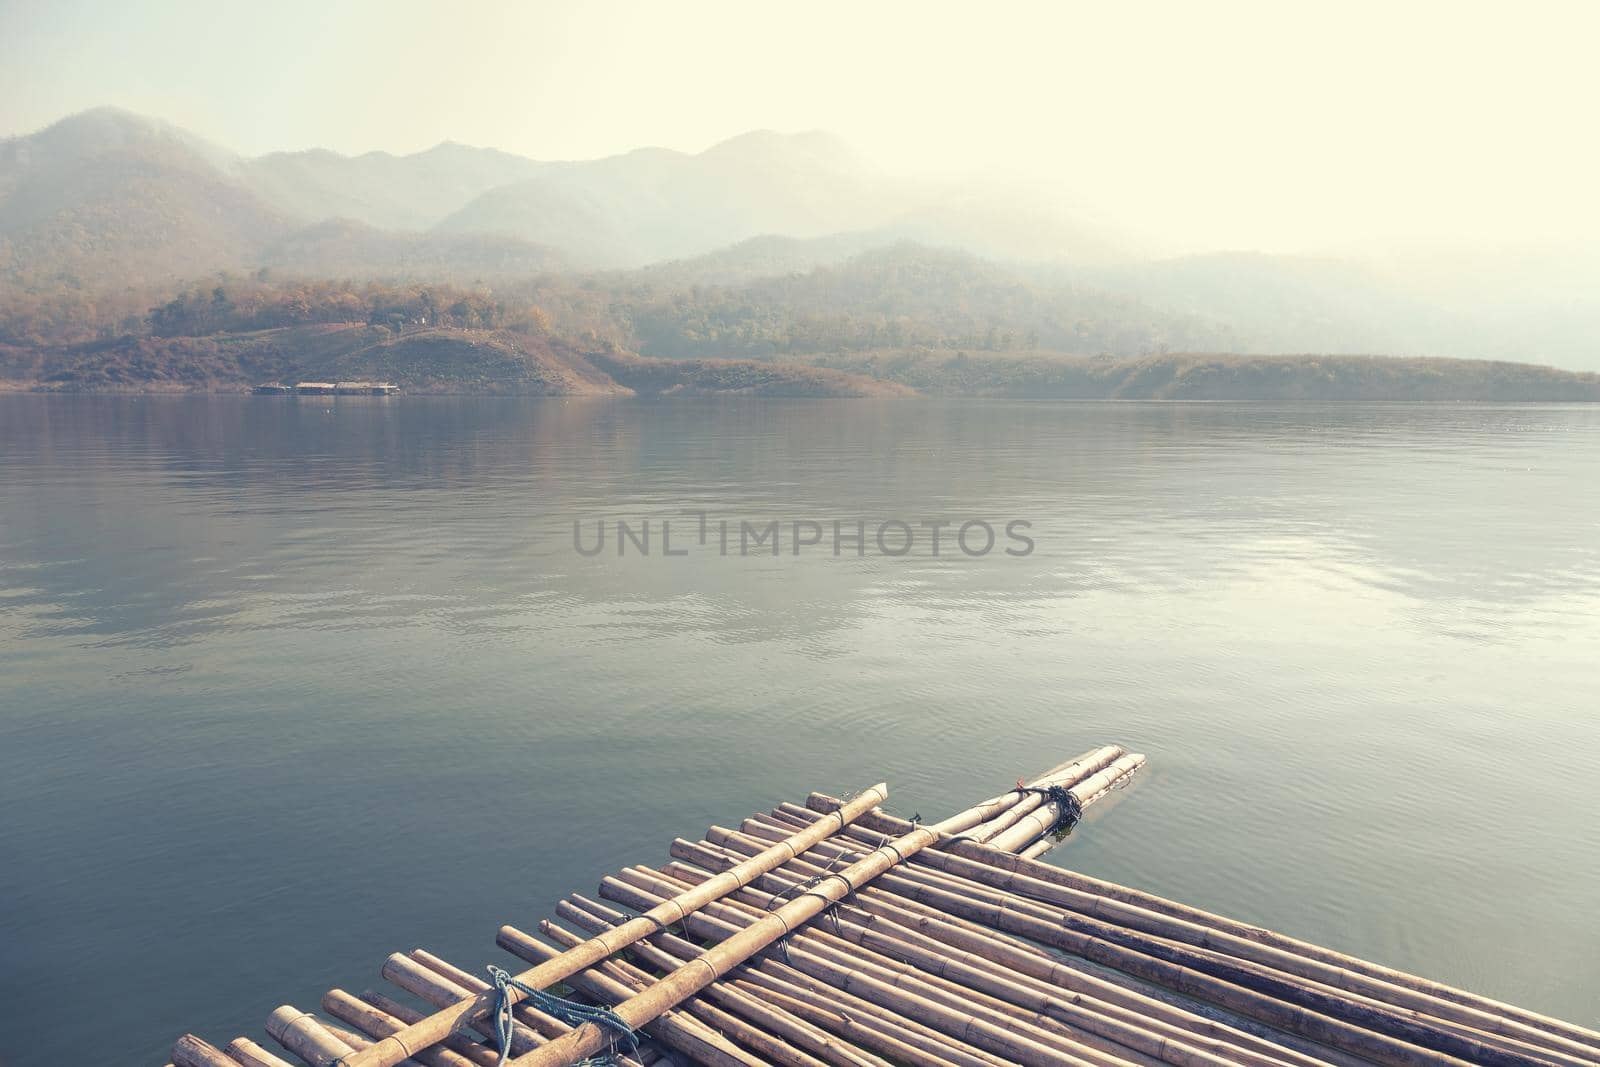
[{"x1": 1, "y1": 395, "x2": 1598, "y2": 1064}]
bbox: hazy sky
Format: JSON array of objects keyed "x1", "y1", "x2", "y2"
[{"x1": 3, "y1": 0, "x2": 1599, "y2": 252}]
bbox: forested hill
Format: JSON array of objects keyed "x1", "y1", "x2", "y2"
[
  {"x1": 9, "y1": 107, "x2": 1600, "y2": 370},
  {"x1": 621, "y1": 245, "x2": 1239, "y2": 357},
  {"x1": 809, "y1": 350, "x2": 1600, "y2": 402},
  {"x1": 3, "y1": 265, "x2": 1599, "y2": 400}
]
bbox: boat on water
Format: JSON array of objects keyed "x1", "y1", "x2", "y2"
[{"x1": 252, "y1": 381, "x2": 399, "y2": 396}]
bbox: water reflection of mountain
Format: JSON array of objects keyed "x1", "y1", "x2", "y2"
[{"x1": 4, "y1": 396, "x2": 1599, "y2": 657}]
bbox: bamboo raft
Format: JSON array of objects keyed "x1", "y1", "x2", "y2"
[{"x1": 170, "y1": 745, "x2": 1600, "y2": 1067}]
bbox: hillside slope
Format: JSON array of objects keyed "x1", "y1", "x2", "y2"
[
  {"x1": 4, "y1": 321, "x2": 1595, "y2": 400},
  {"x1": 623, "y1": 244, "x2": 1240, "y2": 357},
  {"x1": 0, "y1": 325, "x2": 905, "y2": 396},
  {"x1": 259, "y1": 219, "x2": 568, "y2": 279},
  {"x1": 7, "y1": 107, "x2": 1600, "y2": 370},
  {"x1": 240, "y1": 142, "x2": 545, "y2": 230},
  {"x1": 0, "y1": 109, "x2": 292, "y2": 286},
  {"x1": 435, "y1": 131, "x2": 902, "y2": 267},
  {"x1": 811, "y1": 349, "x2": 1600, "y2": 401}
]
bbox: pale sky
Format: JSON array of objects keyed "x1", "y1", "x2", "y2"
[{"x1": 3, "y1": 0, "x2": 1599, "y2": 253}]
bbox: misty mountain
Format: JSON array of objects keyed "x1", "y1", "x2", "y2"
[
  {"x1": 1, "y1": 108, "x2": 1136, "y2": 284},
  {"x1": 610, "y1": 243, "x2": 1240, "y2": 358},
  {"x1": 638, "y1": 233, "x2": 903, "y2": 285},
  {"x1": 0, "y1": 108, "x2": 292, "y2": 285},
  {"x1": 0, "y1": 109, "x2": 567, "y2": 288},
  {"x1": 434, "y1": 129, "x2": 900, "y2": 267},
  {"x1": 259, "y1": 218, "x2": 567, "y2": 279},
  {"x1": 1078, "y1": 253, "x2": 1455, "y2": 356},
  {"x1": 434, "y1": 132, "x2": 1131, "y2": 268},
  {"x1": 240, "y1": 142, "x2": 544, "y2": 231},
  {"x1": 1071, "y1": 251, "x2": 1600, "y2": 368},
  {"x1": 5, "y1": 106, "x2": 1600, "y2": 370}
]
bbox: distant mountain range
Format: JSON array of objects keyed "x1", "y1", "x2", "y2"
[
  {"x1": 3, "y1": 106, "x2": 1600, "y2": 371},
  {"x1": 0, "y1": 107, "x2": 1121, "y2": 281}
]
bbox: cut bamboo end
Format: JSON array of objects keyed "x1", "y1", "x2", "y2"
[
  {"x1": 266, "y1": 1005, "x2": 359, "y2": 1066},
  {"x1": 226, "y1": 1037, "x2": 299, "y2": 1067},
  {"x1": 171, "y1": 1034, "x2": 241, "y2": 1067}
]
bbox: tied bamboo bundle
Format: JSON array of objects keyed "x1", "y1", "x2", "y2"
[
  {"x1": 982, "y1": 753, "x2": 1146, "y2": 853},
  {"x1": 931, "y1": 746, "x2": 1123, "y2": 836},
  {"x1": 953, "y1": 746, "x2": 1127, "y2": 843},
  {"x1": 338, "y1": 783, "x2": 891, "y2": 1067},
  {"x1": 809, "y1": 789, "x2": 1600, "y2": 1061},
  {"x1": 502, "y1": 764, "x2": 1105, "y2": 1067},
  {"x1": 177, "y1": 741, "x2": 1598, "y2": 1067}
]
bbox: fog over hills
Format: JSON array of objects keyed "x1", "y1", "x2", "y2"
[
  {"x1": 3, "y1": 106, "x2": 1600, "y2": 372},
  {"x1": 242, "y1": 141, "x2": 545, "y2": 231}
]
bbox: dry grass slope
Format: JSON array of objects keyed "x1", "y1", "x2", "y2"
[{"x1": 0, "y1": 325, "x2": 909, "y2": 396}]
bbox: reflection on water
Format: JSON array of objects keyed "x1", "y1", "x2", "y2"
[{"x1": 1, "y1": 394, "x2": 1598, "y2": 1063}]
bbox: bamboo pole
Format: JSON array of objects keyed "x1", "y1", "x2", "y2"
[
  {"x1": 354, "y1": 993, "x2": 507, "y2": 1067},
  {"x1": 702, "y1": 822, "x2": 1361, "y2": 1067},
  {"x1": 592, "y1": 873, "x2": 1014, "y2": 1067},
  {"x1": 553, "y1": 894, "x2": 893, "y2": 1067},
  {"x1": 1014, "y1": 772, "x2": 1144, "y2": 860},
  {"x1": 403, "y1": 953, "x2": 601, "y2": 1049},
  {"x1": 172, "y1": 1034, "x2": 242, "y2": 1067},
  {"x1": 687, "y1": 825, "x2": 1465, "y2": 1067},
  {"x1": 757, "y1": 807, "x2": 1596, "y2": 1064},
  {"x1": 498, "y1": 924, "x2": 769, "y2": 1067},
  {"x1": 528, "y1": 915, "x2": 827, "y2": 1066},
  {"x1": 760, "y1": 831, "x2": 1508, "y2": 1066},
  {"x1": 732, "y1": 976, "x2": 984, "y2": 1067},
  {"x1": 653, "y1": 851, "x2": 1203, "y2": 1067},
  {"x1": 385, "y1": 960, "x2": 670, "y2": 1067},
  {"x1": 719, "y1": 826, "x2": 1386, "y2": 1067},
  {"x1": 675, "y1": 837, "x2": 1305, "y2": 1067},
  {"x1": 985, "y1": 754, "x2": 1147, "y2": 853},
  {"x1": 1018, "y1": 838, "x2": 1054, "y2": 860},
  {"x1": 813, "y1": 789, "x2": 1600, "y2": 1056},
  {"x1": 593, "y1": 862, "x2": 1054, "y2": 1067},
  {"x1": 607, "y1": 862, "x2": 1139, "y2": 1067},
  {"x1": 529, "y1": 916, "x2": 835, "y2": 1067},
  {"x1": 957, "y1": 747, "x2": 1129, "y2": 842},
  {"x1": 381, "y1": 952, "x2": 545, "y2": 1057},
  {"x1": 226, "y1": 1038, "x2": 300, "y2": 1067},
  {"x1": 755, "y1": 809, "x2": 1555, "y2": 1067},
  {"x1": 826, "y1": 861, "x2": 1479, "y2": 1066},
  {"x1": 504, "y1": 786, "x2": 1020, "y2": 1067},
  {"x1": 340, "y1": 783, "x2": 889, "y2": 1067},
  {"x1": 938, "y1": 746, "x2": 1123, "y2": 837},
  {"x1": 266, "y1": 1007, "x2": 360, "y2": 1067},
  {"x1": 781, "y1": 821, "x2": 1594, "y2": 1066},
  {"x1": 323, "y1": 989, "x2": 484, "y2": 1067},
  {"x1": 751, "y1": 960, "x2": 1019, "y2": 1067},
  {"x1": 735, "y1": 818, "x2": 1060, "y2": 963},
  {"x1": 608, "y1": 857, "x2": 1152, "y2": 1067},
  {"x1": 768, "y1": 931, "x2": 1133, "y2": 1067}
]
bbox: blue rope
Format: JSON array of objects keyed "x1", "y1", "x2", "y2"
[{"x1": 487, "y1": 965, "x2": 639, "y2": 1067}]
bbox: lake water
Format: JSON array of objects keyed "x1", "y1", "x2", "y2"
[{"x1": 1, "y1": 394, "x2": 1598, "y2": 1065}]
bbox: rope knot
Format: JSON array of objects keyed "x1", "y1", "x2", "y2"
[
  {"x1": 1022, "y1": 783, "x2": 1084, "y2": 836},
  {"x1": 487, "y1": 965, "x2": 638, "y2": 1067}
]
